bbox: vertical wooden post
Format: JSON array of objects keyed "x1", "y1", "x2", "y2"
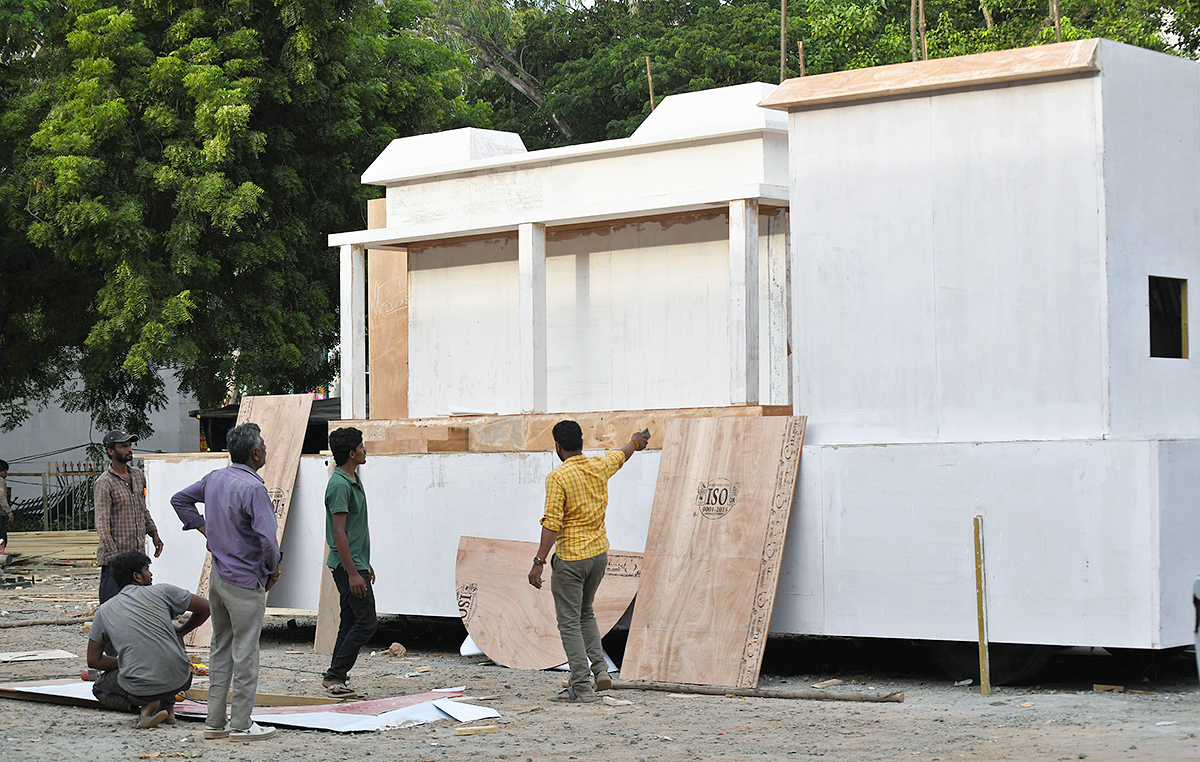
[
  {"x1": 918, "y1": 0, "x2": 928, "y2": 60},
  {"x1": 340, "y1": 243, "x2": 367, "y2": 420},
  {"x1": 366, "y1": 198, "x2": 409, "y2": 420},
  {"x1": 41, "y1": 470, "x2": 49, "y2": 531},
  {"x1": 779, "y1": 0, "x2": 788, "y2": 83},
  {"x1": 797, "y1": 40, "x2": 806, "y2": 77},
  {"x1": 974, "y1": 515, "x2": 991, "y2": 696},
  {"x1": 729, "y1": 199, "x2": 760, "y2": 405},
  {"x1": 645, "y1": 56, "x2": 656, "y2": 110},
  {"x1": 519, "y1": 222, "x2": 548, "y2": 413},
  {"x1": 910, "y1": 0, "x2": 919, "y2": 61},
  {"x1": 1051, "y1": 0, "x2": 1062, "y2": 43}
]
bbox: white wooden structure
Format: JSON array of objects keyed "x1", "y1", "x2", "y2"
[{"x1": 146, "y1": 41, "x2": 1200, "y2": 657}]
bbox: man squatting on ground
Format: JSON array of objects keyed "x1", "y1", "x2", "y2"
[
  {"x1": 170, "y1": 422, "x2": 282, "y2": 742},
  {"x1": 528, "y1": 421, "x2": 650, "y2": 702},
  {"x1": 88, "y1": 550, "x2": 210, "y2": 729},
  {"x1": 95, "y1": 430, "x2": 164, "y2": 604},
  {"x1": 322, "y1": 426, "x2": 377, "y2": 696}
]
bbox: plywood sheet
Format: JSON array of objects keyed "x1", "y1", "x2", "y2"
[
  {"x1": 368, "y1": 197, "x2": 410, "y2": 420},
  {"x1": 455, "y1": 536, "x2": 642, "y2": 670},
  {"x1": 621, "y1": 416, "x2": 805, "y2": 688},
  {"x1": 759, "y1": 39, "x2": 1099, "y2": 111},
  {"x1": 338, "y1": 404, "x2": 792, "y2": 454},
  {"x1": 186, "y1": 394, "x2": 313, "y2": 646}
]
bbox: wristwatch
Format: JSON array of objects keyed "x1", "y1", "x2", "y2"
[{"x1": 533, "y1": 556, "x2": 544, "y2": 566}]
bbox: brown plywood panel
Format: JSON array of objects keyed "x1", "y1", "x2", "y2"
[
  {"x1": 621, "y1": 416, "x2": 805, "y2": 688},
  {"x1": 455, "y1": 536, "x2": 641, "y2": 671},
  {"x1": 186, "y1": 394, "x2": 313, "y2": 647},
  {"x1": 759, "y1": 39, "x2": 1099, "y2": 112},
  {"x1": 368, "y1": 196, "x2": 409, "y2": 420}
]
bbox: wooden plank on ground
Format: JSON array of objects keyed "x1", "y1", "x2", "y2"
[
  {"x1": 186, "y1": 394, "x2": 313, "y2": 647},
  {"x1": 367, "y1": 196, "x2": 410, "y2": 420},
  {"x1": 621, "y1": 416, "x2": 805, "y2": 688},
  {"x1": 454, "y1": 536, "x2": 641, "y2": 670}
]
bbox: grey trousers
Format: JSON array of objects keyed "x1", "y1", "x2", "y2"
[
  {"x1": 207, "y1": 571, "x2": 266, "y2": 731},
  {"x1": 551, "y1": 552, "x2": 607, "y2": 689}
]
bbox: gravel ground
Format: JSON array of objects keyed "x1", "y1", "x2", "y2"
[{"x1": 2, "y1": 562, "x2": 1199, "y2": 762}]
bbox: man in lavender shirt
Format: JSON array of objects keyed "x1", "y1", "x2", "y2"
[{"x1": 171, "y1": 422, "x2": 281, "y2": 742}]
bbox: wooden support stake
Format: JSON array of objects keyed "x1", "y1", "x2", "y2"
[
  {"x1": 779, "y1": 0, "x2": 788, "y2": 83},
  {"x1": 1051, "y1": 0, "x2": 1062, "y2": 43},
  {"x1": 613, "y1": 680, "x2": 903, "y2": 703},
  {"x1": 797, "y1": 40, "x2": 806, "y2": 77},
  {"x1": 645, "y1": 56, "x2": 656, "y2": 110},
  {"x1": 918, "y1": 0, "x2": 928, "y2": 61},
  {"x1": 974, "y1": 514, "x2": 991, "y2": 696}
]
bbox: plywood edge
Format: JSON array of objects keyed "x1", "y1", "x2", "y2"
[
  {"x1": 759, "y1": 39, "x2": 1100, "y2": 111},
  {"x1": 334, "y1": 405, "x2": 793, "y2": 454}
]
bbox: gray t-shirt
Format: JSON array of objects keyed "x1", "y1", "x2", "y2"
[{"x1": 89, "y1": 583, "x2": 193, "y2": 696}]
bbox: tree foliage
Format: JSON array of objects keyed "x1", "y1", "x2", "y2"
[
  {"x1": 0, "y1": 0, "x2": 487, "y2": 436},
  {"x1": 447, "y1": 0, "x2": 1190, "y2": 150}
]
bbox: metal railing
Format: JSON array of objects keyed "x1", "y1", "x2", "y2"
[{"x1": 7, "y1": 461, "x2": 114, "y2": 532}]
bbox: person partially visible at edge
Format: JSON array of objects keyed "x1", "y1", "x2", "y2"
[
  {"x1": 95, "y1": 430, "x2": 163, "y2": 608},
  {"x1": 0, "y1": 459, "x2": 12, "y2": 554},
  {"x1": 527, "y1": 421, "x2": 649, "y2": 702},
  {"x1": 169, "y1": 422, "x2": 281, "y2": 742},
  {"x1": 87, "y1": 550, "x2": 210, "y2": 730},
  {"x1": 321, "y1": 426, "x2": 377, "y2": 697}
]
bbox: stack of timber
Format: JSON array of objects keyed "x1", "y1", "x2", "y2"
[
  {"x1": 334, "y1": 404, "x2": 791, "y2": 455},
  {"x1": 4, "y1": 531, "x2": 98, "y2": 564}
]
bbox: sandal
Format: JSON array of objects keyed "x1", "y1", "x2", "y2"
[
  {"x1": 323, "y1": 681, "x2": 358, "y2": 697},
  {"x1": 552, "y1": 685, "x2": 597, "y2": 703}
]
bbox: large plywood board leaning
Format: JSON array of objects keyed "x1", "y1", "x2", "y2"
[
  {"x1": 185, "y1": 394, "x2": 313, "y2": 647},
  {"x1": 621, "y1": 416, "x2": 806, "y2": 688},
  {"x1": 455, "y1": 537, "x2": 642, "y2": 670}
]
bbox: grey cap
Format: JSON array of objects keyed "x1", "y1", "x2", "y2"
[{"x1": 101, "y1": 430, "x2": 138, "y2": 449}]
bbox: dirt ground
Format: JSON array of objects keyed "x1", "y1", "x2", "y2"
[{"x1": 2, "y1": 562, "x2": 1199, "y2": 762}]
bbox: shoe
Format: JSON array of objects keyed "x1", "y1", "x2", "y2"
[
  {"x1": 595, "y1": 671, "x2": 612, "y2": 691},
  {"x1": 552, "y1": 685, "x2": 597, "y2": 703},
  {"x1": 322, "y1": 681, "x2": 358, "y2": 697},
  {"x1": 203, "y1": 724, "x2": 230, "y2": 739},
  {"x1": 133, "y1": 710, "x2": 169, "y2": 729},
  {"x1": 228, "y1": 722, "x2": 277, "y2": 741}
]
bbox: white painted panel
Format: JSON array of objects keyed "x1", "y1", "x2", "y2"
[
  {"x1": 789, "y1": 98, "x2": 939, "y2": 444},
  {"x1": 148, "y1": 452, "x2": 660, "y2": 617},
  {"x1": 408, "y1": 238, "x2": 520, "y2": 416},
  {"x1": 1157, "y1": 439, "x2": 1200, "y2": 647},
  {"x1": 794, "y1": 440, "x2": 1157, "y2": 648},
  {"x1": 407, "y1": 217, "x2": 741, "y2": 417},
  {"x1": 1099, "y1": 41, "x2": 1200, "y2": 439},
  {"x1": 760, "y1": 211, "x2": 791, "y2": 406},
  {"x1": 929, "y1": 79, "x2": 1106, "y2": 440}
]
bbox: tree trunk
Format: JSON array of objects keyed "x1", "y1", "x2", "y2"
[{"x1": 910, "y1": 0, "x2": 919, "y2": 61}]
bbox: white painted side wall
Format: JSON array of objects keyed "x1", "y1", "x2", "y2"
[
  {"x1": 406, "y1": 215, "x2": 789, "y2": 417},
  {"x1": 1098, "y1": 42, "x2": 1200, "y2": 440},
  {"x1": 789, "y1": 77, "x2": 1107, "y2": 445},
  {"x1": 146, "y1": 452, "x2": 661, "y2": 618},
  {"x1": 147, "y1": 437, "x2": 1196, "y2": 648}
]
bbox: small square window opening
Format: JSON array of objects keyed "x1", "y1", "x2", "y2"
[{"x1": 1149, "y1": 276, "x2": 1188, "y2": 359}]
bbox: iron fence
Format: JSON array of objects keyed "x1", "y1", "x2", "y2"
[{"x1": 6, "y1": 461, "x2": 124, "y2": 532}]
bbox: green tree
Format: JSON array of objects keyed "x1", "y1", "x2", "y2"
[{"x1": 0, "y1": 0, "x2": 487, "y2": 436}]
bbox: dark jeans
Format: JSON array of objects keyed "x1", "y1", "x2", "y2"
[
  {"x1": 324, "y1": 566, "x2": 378, "y2": 683},
  {"x1": 0, "y1": 513, "x2": 7, "y2": 549},
  {"x1": 93, "y1": 668, "x2": 192, "y2": 712},
  {"x1": 98, "y1": 566, "x2": 121, "y2": 657}
]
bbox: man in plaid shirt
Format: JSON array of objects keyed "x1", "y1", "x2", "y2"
[
  {"x1": 528, "y1": 420, "x2": 649, "y2": 702},
  {"x1": 95, "y1": 430, "x2": 163, "y2": 605}
]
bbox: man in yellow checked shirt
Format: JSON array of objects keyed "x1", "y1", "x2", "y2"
[{"x1": 528, "y1": 421, "x2": 650, "y2": 702}]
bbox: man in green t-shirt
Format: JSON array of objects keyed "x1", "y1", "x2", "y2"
[{"x1": 322, "y1": 427, "x2": 376, "y2": 696}]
